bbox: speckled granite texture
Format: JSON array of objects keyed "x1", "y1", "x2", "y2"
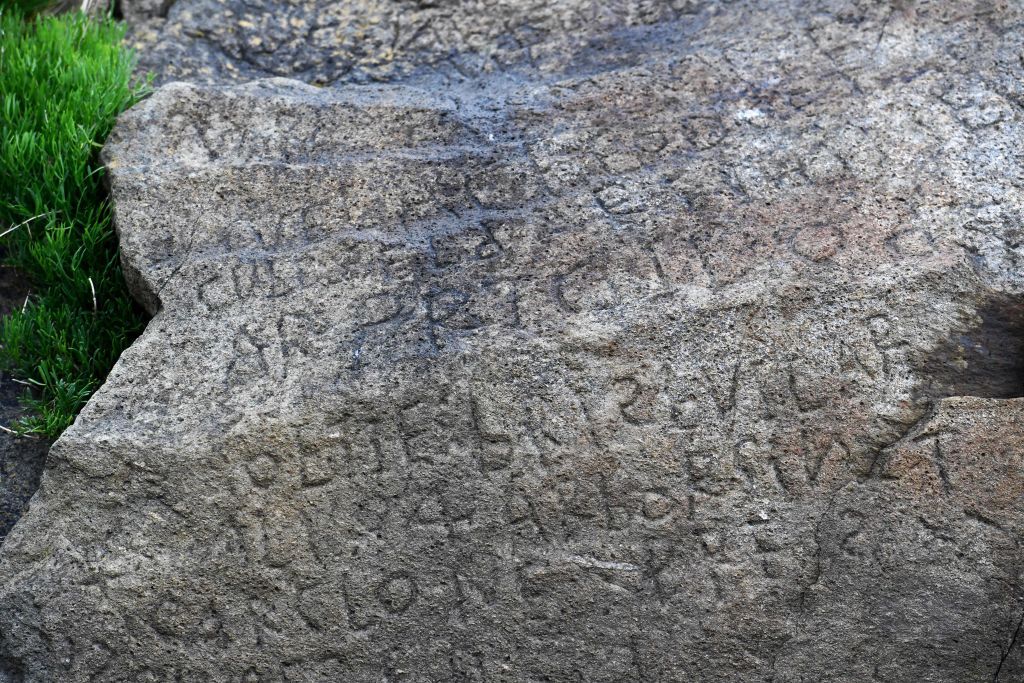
[{"x1": 2, "y1": 2, "x2": 1024, "y2": 680}]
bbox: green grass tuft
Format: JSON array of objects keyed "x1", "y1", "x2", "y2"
[{"x1": 0, "y1": 7, "x2": 149, "y2": 437}]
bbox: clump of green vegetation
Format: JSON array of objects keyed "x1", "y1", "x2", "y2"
[
  {"x1": 3, "y1": 0, "x2": 60, "y2": 15},
  {"x1": 0, "y1": 7, "x2": 149, "y2": 437}
]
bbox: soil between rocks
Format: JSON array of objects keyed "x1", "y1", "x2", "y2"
[{"x1": 0, "y1": 263, "x2": 49, "y2": 546}]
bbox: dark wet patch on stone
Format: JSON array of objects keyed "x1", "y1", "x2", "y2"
[{"x1": 918, "y1": 294, "x2": 1024, "y2": 400}]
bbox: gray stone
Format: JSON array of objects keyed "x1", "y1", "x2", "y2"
[{"x1": 3, "y1": 1, "x2": 1024, "y2": 680}]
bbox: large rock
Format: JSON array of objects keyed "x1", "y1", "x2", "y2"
[{"x1": 3, "y1": 1, "x2": 1024, "y2": 680}]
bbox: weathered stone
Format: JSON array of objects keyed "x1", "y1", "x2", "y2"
[{"x1": 3, "y1": 1, "x2": 1024, "y2": 680}]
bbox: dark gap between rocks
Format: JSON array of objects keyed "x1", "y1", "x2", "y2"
[
  {"x1": 0, "y1": 252, "x2": 50, "y2": 548},
  {"x1": 917, "y1": 294, "x2": 1024, "y2": 400}
]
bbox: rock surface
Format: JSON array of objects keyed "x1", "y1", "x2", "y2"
[{"x1": 3, "y1": 1, "x2": 1024, "y2": 680}]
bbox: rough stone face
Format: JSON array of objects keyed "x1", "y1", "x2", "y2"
[{"x1": 3, "y1": 1, "x2": 1024, "y2": 680}]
